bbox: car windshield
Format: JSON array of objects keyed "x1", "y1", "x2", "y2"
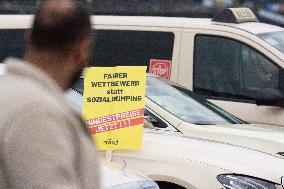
[
  {"x1": 257, "y1": 31, "x2": 284, "y2": 54},
  {"x1": 146, "y1": 77, "x2": 244, "y2": 125},
  {"x1": 72, "y1": 76, "x2": 244, "y2": 125}
]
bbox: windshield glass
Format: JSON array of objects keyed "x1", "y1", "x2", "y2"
[
  {"x1": 257, "y1": 31, "x2": 284, "y2": 53},
  {"x1": 146, "y1": 77, "x2": 244, "y2": 125},
  {"x1": 72, "y1": 76, "x2": 244, "y2": 125}
]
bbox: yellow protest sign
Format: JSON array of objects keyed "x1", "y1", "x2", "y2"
[{"x1": 83, "y1": 66, "x2": 146, "y2": 150}]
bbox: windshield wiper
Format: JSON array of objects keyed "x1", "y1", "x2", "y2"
[{"x1": 190, "y1": 121, "x2": 215, "y2": 125}]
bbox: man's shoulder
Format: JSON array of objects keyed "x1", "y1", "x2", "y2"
[
  {"x1": 1, "y1": 75, "x2": 53, "y2": 103},
  {"x1": 0, "y1": 75, "x2": 71, "y2": 121}
]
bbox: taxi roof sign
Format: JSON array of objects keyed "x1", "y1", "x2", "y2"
[{"x1": 212, "y1": 8, "x2": 258, "y2": 24}]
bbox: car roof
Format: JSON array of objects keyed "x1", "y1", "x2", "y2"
[
  {"x1": 0, "y1": 64, "x2": 6, "y2": 75},
  {"x1": 0, "y1": 15, "x2": 33, "y2": 29},
  {"x1": 213, "y1": 21, "x2": 284, "y2": 34},
  {"x1": 91, "y1": 15, "x2": 284, "y2": 34},
  {"x1": 0, "y1": 15, "x2": 283, "y2": 35}
]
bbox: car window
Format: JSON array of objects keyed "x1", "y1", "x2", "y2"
[
  {"x1": 257, "y1": 31, "x2": 284, "y2": 54},
  {"x1": 90, "y1": 30, "x2": 174, "y2": 72},
  {"x1": 241, "y1": 46, "x2": 279, "y2": 91},
  {"x1": 0, "y1": 29, "x2": 25, "y2": 63},
  {"x1": 194, "y1": 35, "x2": 280, "y2": 102}
]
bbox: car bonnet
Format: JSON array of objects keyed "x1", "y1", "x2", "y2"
[{"x1": 178, "y1": 122, "x2": 284, "y2": 159}]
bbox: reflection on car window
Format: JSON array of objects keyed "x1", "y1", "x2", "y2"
[
  {"x1": 258, "y1": 31, "x2": 284, "y2": 54},
  {"x1": 146, "y1": 77, "x2": 243, "y2": 125},
  {"x1": 72, "y1": 76, "x2": 243, "y2": 125},
  {"x1": 173, "y1": 85, "x2": 244, "y2": 124},
  {"x1": 194, "y1": 35, "x2": 280, "y2": 102},
  {"x1": 242, "y1": 46, "x2": 279, "y2": 92}
]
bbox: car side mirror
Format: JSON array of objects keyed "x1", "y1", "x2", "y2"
[{"x1": 255, "y1": 88, "x2": 284, "y2": 107}]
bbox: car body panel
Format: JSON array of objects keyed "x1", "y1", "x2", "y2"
[
  {"x1": 0, "y1": 64, "x2": 5, "y2": 75},
  {"x1": 109, "y1": 130, "x2": 284, "y2": 188},
  {"x1": 209, "y1": 99, "x2": 284, "y2": 126}
]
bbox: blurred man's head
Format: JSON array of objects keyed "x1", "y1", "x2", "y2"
[
  {"x1": 31, "y1": 0, "x2": 91, "y2": 53},
  {"x1": 26, "y1": 0, "x2": 92, "y2": 90}
]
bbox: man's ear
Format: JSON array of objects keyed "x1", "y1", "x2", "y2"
[
  {"x1": 73, "y1": 38, "x2": 91, "y2": 67},
  {"x1": 24, "y1": 29, "x2": 32, "y2": 44}
]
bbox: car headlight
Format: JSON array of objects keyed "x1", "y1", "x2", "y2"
[
  {"x1": 106, "y1": 180, "x2": 159, "y2": 189},
  {"x1": 217, "y1": 174, "x2": 276, "y2": 189}
]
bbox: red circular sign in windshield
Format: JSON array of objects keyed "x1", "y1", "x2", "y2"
[{"x1": 149, "y1": 59, "x2": 172, "y2": 80}]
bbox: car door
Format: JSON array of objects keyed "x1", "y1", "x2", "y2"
[{"x1": 180, "y1": 30, "x2": 284, "y2": 126}]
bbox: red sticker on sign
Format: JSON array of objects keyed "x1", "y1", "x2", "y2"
[{"x1": 149, "y1": 59, "x2": 172, "y2": 80}]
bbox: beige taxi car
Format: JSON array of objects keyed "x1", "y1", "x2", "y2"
[
  {"x1": 1, "y1": 8, "x2": 284, "y2": 126},
  {"x1": 67, "y1": 75, "x2": 284, "y2": 189}
]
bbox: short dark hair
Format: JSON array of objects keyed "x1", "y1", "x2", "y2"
[{"x1": 31, "y1": 0, "x2": 91, "y2": 52}]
